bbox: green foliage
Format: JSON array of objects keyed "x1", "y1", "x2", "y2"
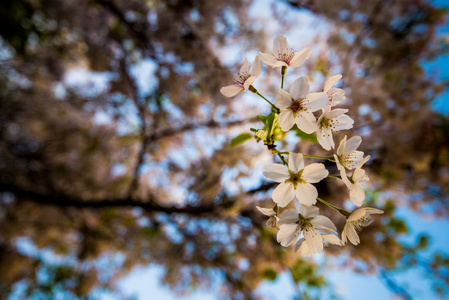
[{"x1": 228, "y1": 133, "x2": 253, "y2": 148}]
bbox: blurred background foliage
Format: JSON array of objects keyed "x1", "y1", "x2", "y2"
[{"x1": 0, "y1": 0, "x2": 449, "y2": 299}]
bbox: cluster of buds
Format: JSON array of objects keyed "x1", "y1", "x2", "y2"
[{"x1": 221, "y1": 35, "x2": 383, "y2": 256}]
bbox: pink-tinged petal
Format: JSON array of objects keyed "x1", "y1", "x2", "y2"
[
  {"x1": 239, "y1": 57, "x2": 250, "y2": 74},
  {"x1": 333, "y1": 114, "x2": 354, "y2": 131},
  {"x1": 303, "y1": 92, "x2": 328, "y2": 112},
  {"x1": 272, "y1": 182, "x2": 295, "y2": 207},
  {"x1": 273, "y1": 35, "x2": 288, "y2": 57},
  {"x1": 299, "y1": 205, "x2": 319, "y2": 219},
  {"x1": 277, "y1": 223, "x2": 299, "y2": 247},
  {"x1": 317, "y1": 128, "x2": 333, "y2": 151},
  {"x1": 243, "y1": 76, "x2": 256, "y2": 91},
  {"x1": 310, "y1": 215, "x2": 337, "y2": 233},
  {"x1": 279, "y1": 110, "x2": 295, "y2": 132},
  {"x1": 256, "y1": 206, "x2": 275, "y2": 217},
  {"x1": 304, "y1": 228, "x2": 323, "y2": 254},
  {"x1": 279, "y1": 209, "x2": 300, "y2": 224},
  {"x1": 295, "y1": 183, "x2": 318, "y2": 206},
  {"x1": 272, "y1": 61, "x2": 288, "y2": 68},
  {"x1": 294, "y1": 238, "x2": 305, "y2": 253},
  {"x1": 323, "y1": 74, "x2": 342, "y2": 92},
  {"x1": 263, "y1": 164, "x2": 289, "y2": 182},
  {"x1": 290, "y1": 76, "x2": 309, "y2": 100},
  {"x1": 276, "y1": 89, "x2": 293, "y2": 110},
  {"x1": 259, "y1": 52, "x2": 277, "y2": 67},
  {"x1": 220, "y1": 85, "x2": 242, "y2": 97},
  {"x1": 349, "y1": 183, "x2": 365, "y2": 206},
  {"x1": 295, "y1": 112, "x2": 317, "y2": 134},
  {"x1": 289, "y1": 47, "x2": 311, "y2": 67},
  {"x1": 249, "y1": 55, "x2": 261, "y2": 77},
  {"x1": 343, "y1": 136, "x2": 361, "y2": 154},
  {"x1": 337, "y1": 136, "x2": 347, "y2": 156},
  {"x1": 323, "y1": 234, "x2": 342, "y2": 246},
  {"x1": 302, "y1": 163, "x2": 328, "y2": 183},
  {"x1": 288, "y1": 152, "x2": 304, "y2": 173}
]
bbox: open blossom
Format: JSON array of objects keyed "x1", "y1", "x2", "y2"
[
  {"x1": 263, "y1": 153, "x2": 328, "y2": 207},
  {"x1": 339, "y1": 155, "x2": 371, "y2": 206},
  {"x1": 316, "y1": 109, "x2": 354, "y2": 151},
  {"x1": 294, "y1": 233, "x2": 342, "y2": 256},
  {"x1": 220, "y1": 56, "x2": 261, "y2": 97},
  {"x1": 277, "y1": 205, "x2": 337, "y2": 255},
  {"x1": 333, "y1": 135, "x2": 364, "y2": 170},
  {"x1": 323, "y1": 74, "x2": 346, "y2": 110},
  {"x1": 259, "y1": 35, "x2": 311, "y2": 68},
  {"x1": 276, "y1": 77, "x2": 328, "y2": 133},
  {"x1": 342, "y1": 207, "x2": 384, "y2": 245}
]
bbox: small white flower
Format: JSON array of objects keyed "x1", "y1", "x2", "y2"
[
  {"x1": 276, "y1": 77, "x2": 328, "y2": 133},
  {"x1": 220, "y1": 56, "x2": 261, "y2": 97},
  {"x1": 294, "y1": 233, "x2": 342, "y2": 256},
  {"x1": 277, "y1": 205, "x2": 337, "y2": 255},
  {"x1": 333, "y1": 135, "x2": 364, "y2": 170},
  {"x1": 263, "y1": 153, "x2": 328, "y2": 207},
  {"x1": 341, "y1": 207, "x2": 384, "y2": 245},
  {"x1": 259, "y1": 35, "x2": 311, "y2": 68},
  {"x1": 256, "y1": 206, "x2": 278, "y2": 229},
  {"x1": 316, "y1": 109, "x2": 354, "y2": 151},
  {"x1": 323, "y1": 74, "x2": 346, "y2": 111},
  {"x1": 339, "y1": 155, "x2": 371, "y2": 206}
]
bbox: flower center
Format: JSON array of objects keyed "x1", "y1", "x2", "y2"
[
  {"x1": 233, "y1": 71, "x2": 250, "y2": 88},
  {"x1": 277, "y1": 48, "x2": 296, "y2": 65},
  {"x1": 340, "y1": 153, "x2": 358, "y2": 169},
  {"x1": 320, "y1": 117, "x2": 337, "y2": 130},
  {"x1": 289, "y1": 99, "x2": 305, "y2": 114},
  {"x1": 286, "y1": 170, "x2": 305, "y2": 188},
  {"x1": 353, "y1": 215, "x2": 373, "y2": 232}
]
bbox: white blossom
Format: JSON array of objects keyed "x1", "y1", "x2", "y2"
[
  {"x1": 220, "y1": 56, "x2": 261, "y2": 97},
  {"x1": 339, "y1": 155, "x2": 371, "y2": 206},
  {"x1": 341, "y1": 207, "x2": 384, "y2": 245},
  {"x1": 277, "y1": 205, "x2": 337, "y2": 255},
  {"x1": 333, "y1": 135, "x2": 364, "y2": 170},
  {"x1": 259, "y1": 35, "x2": 311, "y2": 68},
  {"x1": 256, "y1": 206, "x2": 278, "y2": 229},
  {"x1": 294, "y1": 233, "x2": 342, "y2": 256},
  {"x1": 276, "y1": 77, "x2": 328, "y2": 133},
  {"x1": 323, "y1": 74, "x2": 346, "y2": 110},
  {"x1": 316, "y1": 109, "x2": 354, "y2": 150},
  {"x1": 263, "y1": 153, "x2": 328, "y2": 207}
]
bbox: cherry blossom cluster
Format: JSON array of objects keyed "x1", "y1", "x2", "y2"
[{"x1": 221, "y1": 35, "x2": 383, "y2": 256}]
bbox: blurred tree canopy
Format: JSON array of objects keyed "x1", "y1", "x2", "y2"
[{"x1": 0, "y1": 0, "x2": 449, "y2": 299}]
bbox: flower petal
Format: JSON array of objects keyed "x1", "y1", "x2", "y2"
[
  {"x1": 249, "y1": 55, "x2": 261, "y2": 77},
  {"x1": 239, "y1": 57, "x2": 250, "y2": 74},
  {"x1": 243, "y1": 76, "x2": 256, "y2": 91},
  {"x1": 310, "y1": 215, "x2": 337, "y2": 233},
  {"x1": 277, "y1": 223, "x2": 299, "y2": 247},
  {"x1": 304, "y1": 227, "x2": 323, "y2": 254},
  {"x1": 317, "y1": 128, "x2": 333, "y2": 151},
  {"x1": 263, "y1": 164, "x2": 289, "y2": 182},
  {"x1": 302, "y1": 163, "x2": 328, "y2": 183},
  {"x1": 276, "y1": 89, "x2": 293, "y2": 110},
  {"x1": 272, "y1": 182, "x2": 295, "y2": 207},
  {"x1": 294, "y1": 238, "x2": 305, "y2": 253},
  {"x1": 333, "y1": 114, "x2": 354, "y2": 131},
  {"x1": 344, "y1": 136, "x2": 362, "y2": 154},
  {"x1": 323, "y1": 74, "x2": 342, "y2": 92},
  {"x1": 272, "y1": 61, "x2": 288, "y2": 68},
  {"x1": 279, "y1": 110, "x2": 295, "y2": 132},
  {"x1": 337, "y1": 135, "x2": 347, "y2": 156},
  {"x1": 273, "y1": 35, "x2": 288, "y2": 57},
  {"x1": 279, "y1": 209, "x2": 300, "y2": 224},
  {"x1": 323, "y1": 234, "x2": 342, "y2": 246},
  {"x1": 303, "y1": 92, "x2": 328, "y2": 112},
  {"x1": 345, "y1": 222, "x2": 360, "y2": 245},
  {"x1": 295, "y1": 182, "x2": 318, "y2": 206},
  {"x1": 220, "y1": 85, "x2": 242, "y2": 97},
  {"x1": 288, "y1": 152, "x2": 304, "y2": 173},
  {"x1": 289, "y1": 47, "x2": 311, "y2": 67},
  {"x1": 295, "y1": 112, "x2": 317, "y2": 134},
  {"x1": 259, "y1": 52, "x2": 277, "y2": 67},
  {"x1": 256, "y1": 206, "x2": 275, "y2": 217},
  {"x1": 299, "y1": 205, "x2": 319, "y2": 218},
  {"x1": 349, "y1": 183, "x2": 365, "y2": 206},
  {"x1": 290, "y1": 76, "x2": 309, "y2": 100}
]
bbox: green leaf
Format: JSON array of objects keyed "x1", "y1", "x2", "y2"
[
  {"x1": 229, "y1": 133, "x2": 252, "y2": 148},
  {"x1": 295, "y1": 129, "x2": 318, "y2": 143}
]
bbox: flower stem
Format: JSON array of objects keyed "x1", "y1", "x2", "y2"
[
  {"x1": 281, "y1": 66, "x2": 287, "y2": 89},
  {"x1": 248, "y1": 85, "x2": 279, "y2": 112},
  {"x1": 328, "y1": 174, "x2": 342, "y2": 179},
  {"x1": 303, "y1": 154, "x2": 335, "y2": 161},
  {"x1": 316, "y1": 197, "x2": 350, "y2": 217}
]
